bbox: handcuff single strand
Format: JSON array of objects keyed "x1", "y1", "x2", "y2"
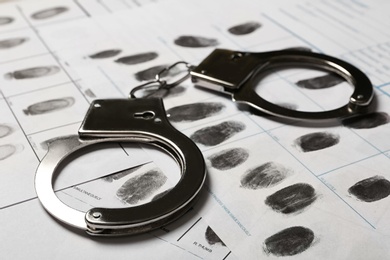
[{"x1": 35, "y1": 48, "x2": 374, "y2": 236}]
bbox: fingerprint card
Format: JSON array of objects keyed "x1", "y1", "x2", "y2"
[
  {"x1": 0, "y1": 99, "x2": 39, "y2": 208},
  {"x1": 0, "y1": 54, "x2": 70, "y2": 97},
  {"x1": 19, "y1": 0, "x2": 87, "y2": 27},
  {"x1": 7, "y1": 83, "x2": 89, "y2": 135}
]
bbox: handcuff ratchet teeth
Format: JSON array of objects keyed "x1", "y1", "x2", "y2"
[
  {"x1": 35, "y1": 48, "x2": 374, "y2": 237},
  {"x1": 191, "y1": 49, "x2": 374, "y2": 121},
  {"x1": 35, "y1": 98, "x2": 206, "y2": 236}
]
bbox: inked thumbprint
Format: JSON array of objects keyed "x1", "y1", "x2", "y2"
[
  {"x1": 265, "y1": 183, "x2": 317, "y2": 214},
  {"x1": 208, "y1": 147, "x2": 249, "y2": 171},
  {"x1": 263, "y1": 226, "x2": 315, "y2": 256},
  {"x1": 115, "y1": 52, "x2": 158, "y2": 65},
  {"x1": 0, "y1": 17, "x2": 14, "y2": 26},
  {"x1": 174, "y1": 35, "x2": 219, "y2": 48},
  {"x1": 102, "y1": 166, "x2": 141, "y2": 182},
  {"x1": 31, "y1": 7, "x2": 69, "y2": 20},
  {"x1": 294, "y1": 132, "x2": 340, "y2": 152},
  {"x1": 348, "y1": 176, "x2": 390, "y2": 202},
  {"x1": 205, "y1": 226, "x2": 226, "y2": 246},
  {"x1": 227, "y1": 21, "x2": 261, "y2": 35},
  {"x1": 88, "y1": 49, "x2": 122, "y2": 59},
  {"x1": 240, "y1": 162, "x2": 292, "y2": 189},
  {"x1": 116, "y1": 169, "x2": 167, "y2": 205},
  {"x1": 190, "y1": 121, "x2": 246, "y2": 146},
  {"x1": 4, "y1": 66, "x2": 60, "y2": 80},
  {"x1": 296, "y1": 73, "x2": 344, "y2": 89},
  {"x1": 167, "y1": 102, "x2": 225, "y2": 122},
  {"x1": 23, "y1": 97, "x2": 75, "y2": 115},
  {"x1": 0, "y1": 37, "x2": 28, "y2": 49},
  {"x1": 134, "y1": 64, "x2": 183, "y2": 81},
  {"x1": 342, "y1": 112, "x2": 390, "y2": 129}
]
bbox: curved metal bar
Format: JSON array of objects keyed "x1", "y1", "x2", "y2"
[{"x1": 35, "y1": 99, "x2": 206, "y2": 236}]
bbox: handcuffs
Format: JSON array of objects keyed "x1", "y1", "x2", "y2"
[{"x1": 35, "y1": 49, "x2": 374, "y2": 236}]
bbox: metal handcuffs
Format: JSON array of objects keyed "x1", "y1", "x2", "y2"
[{"x1": 35, "y1": 49, "x2": 374, "y2": 236}]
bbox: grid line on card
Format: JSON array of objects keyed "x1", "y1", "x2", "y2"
[
  {"x1": 73, "y1": 0, "x2": 91, "y2": 17},
  {"x1": 5, "y1": 80, "x2": 77, "y2": 99},
  {"x1": 177, "y1": 216, "x2": 202, "y2": 242}
]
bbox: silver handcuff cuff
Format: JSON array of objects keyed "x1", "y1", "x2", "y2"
[{"x1": 35, "y1": 48, "x2": 374, "y2": 236}]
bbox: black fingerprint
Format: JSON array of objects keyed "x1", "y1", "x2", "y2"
[
  {"x1": 115, "y1": 52, "x2": 158, "y2": 65},
  {"x1": 0, "y1": 17, "x2": 14, "y2": 26},
  {"x1": 208, "y1": 147, "x2": 249, "y2": 171},
  {"x1": 116, "y1": 169, "x2": 167, "y2": 204},
  {"x1": 0, "y1": 37, "x2": 28, "y2": 49},
  {"x1": 4, "y1": 66, "x2": 60, "y2": 80},
  {"x1": 151, "y1": 188, "x2": 172, "y2": 201},
  {"x1": 174, "y1": 35, "x2": 219, "y2": 48},
  {"x1": 31, "y1": 7, "x2": 69, "y2": 20},
  {"x1": 294, "y1": 132, "x2": 339, "y2": 152},
  {"x1": 348, "y1": 176, "x2": 390, "y2": 202},
  {"x1": 205, "y1": 226, "x2": 226, "y2": 246},
  {"x1": 228, "y1": 21, "x2": 261, "y2": 35},
  {"x1": 190, "y1": 121, "x2": 245, "y2": 146},
  {"x1": 135, "y1": 64, "x2": 182, "y2": 81},
  {"x1": 240, "y1": 162, "x2": 291, "y2": 189},
  {"x1": 296, "y1": 73, "x2": 344, "y2": 89},
  {"x1": 88, "y1": 49, "x2": 122, "y2": 59},
  {"x1": 23, "y1": 97, "x2": 75, "y2": 115},
  {"x1": 0, "y1": 144, "x2": 16, "y2": 161},
  {"x1": 265, "y1": 183, "x2": 317, "y2": 214},
  {"x1": 0, "y1": 125, "x2": 12, "y2": 138},
  {"x1": 103, "y1": 166, "x2": 141, "y2": 182},
  {"x1": 264, "y1": 226, "x2": 315, "y2": 256},
  {"x1": 342, "y1": 112, "x2": 390, "y2": 129},
  {"x1": 167, "y1": 102, "x2": 225, "y2": 122}
]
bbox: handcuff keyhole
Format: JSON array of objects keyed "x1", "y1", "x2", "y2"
[{"x1": 134, "y1": 111, "x2": 155, "y2": 120}]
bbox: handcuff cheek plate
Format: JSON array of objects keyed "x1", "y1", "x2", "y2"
[
  {"x1": 35, "y1": 98, "x2": 206, "y2": 236},
  {"x1": 191, "y1": 49, "x2": 374, "y2": 121}
]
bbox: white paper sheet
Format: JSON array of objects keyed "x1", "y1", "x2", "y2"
[{"x1": 1, "y1": 0, "x2": 390, "y2": 259}]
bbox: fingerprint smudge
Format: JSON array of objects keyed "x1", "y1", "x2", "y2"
[
  {"x1": 190, "y1": 121, "x2": 245, "y2": 146},
  {"x1": 228, "y1": 21, "x2": 261, "y2": 35},
  {"x1": 265, "y1": 183, "x2": 317, "y2": 214},
  {"x1": 116, "y1": 169, "x2": 167, "y2": 204},
  {"x1": 174, "y1": 35, "x2": 219, "y2": 48},
  {"x1": 240, "y1": 162, "x2": 291, "y2": 189},
  {"x1": 296, "y1": 73, "x2": 344, "y2": 89},
  {"x1": 23, "y1": 97, "x2": 75, "y2": 115},
  {"x1": 348, "y1": 176, "x2": 390, "y2": 202},
  {"x1": 88, "y1": 49, "x2": 122, "y2": 59},
  {"x1": 205, "y1": 226, "x2": 226, "y2": 246},
  {"x1": 167, "y1": 102, "x2": 225, "y2": 122},
  {"x1": 294, "y1": 132, "x2": 339, "y2": 152},
  {"x1": 0, "y1": 144, "x2": 17, "y2": 161},
  {"x1": 0, "y1": 38, "x2": 28, "y2": 49},
  {"x1": 0, "y1": 125, "x2": 12, "y2": 138},
  {"x1": 0, "y1": 17, "x2": 14, "y2": 26},
  {"x1": 115, "y1": 52, "x2": 158, "y2": 65},
  {"x1": 342, "y1": 112, "x2": 390, "y2": 129},
  {"x1": 4, "y1": 66, "x2": 60, "y2": 80},
  {"x1": 31, "y1": 7, "x2": 69, "y2": 20},
  {"x1": 209, "y1": 147, "x2": 249, "y2": 171},
  {"x1": 264, "y1": 226, "x2": 315, "y2": 256}
]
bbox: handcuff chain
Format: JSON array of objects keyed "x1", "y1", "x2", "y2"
[{"x1": 129, "y1": 61, "x2": 194, "y2": 99}]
